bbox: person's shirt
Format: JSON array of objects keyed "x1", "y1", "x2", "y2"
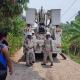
[
  {"x1": 55, "y1": 29, "x2": 62, "y2": 44},
  {"x1": 44, "y1": 38, "x2": 53, "y2": 49},
  {"x1": 24, "y1": 38, "x2": 34, "y2": 49},
  {"x1": 0, "y1": 43, "x2": 7, "y2": 70}
]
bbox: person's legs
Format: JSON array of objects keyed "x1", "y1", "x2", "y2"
[
  {"x1": 0, "y1": 72, "x2": 7, "y2": 80},
  {"x1": 26, "y1": 51, "x2": 30, "y2": 66},
  {"x1": 41, "y1": 52, "x2": 48, "y2": 65},
  {"x1": 29, "y1": 53, "x2": 32, "y2": 65},
  {"x1": 48, "y1": 52, "x2": 53, "y2": 66},
  {"x1": 23, "y1": 47, "x2": 26, "y2": 61},
  {"x1": 29, "y1": 49, "x2": 35, "y2": 64},
  {"x1": 31, "y1": 51, "x2": 35, "y2": 63},
  {"x1": 60, "y1": 53, "x2": 66, "y2": 60},
  {"x1": 30, "y1": 48, "x2": 35, "y2": 63}
]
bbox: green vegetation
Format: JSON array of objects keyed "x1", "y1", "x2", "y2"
[
  {"x1": 0, "y1": 0, "x2": 28, "y2": 55},
  {"x1": 8, "y1": 34, "x2": 23, "y2": 55},
  {"x1": 62, "y1": 11, "x2": 80, "y2": 63},
  {"x1": 7, "y1": 16, "x2": 26, "y2": 55},
  {"x1": 69, "y1": 53, "x2": 80, "y2": 64},
  {"x1": 0, "y1": 0, "x2": 29, "y2": 31}
]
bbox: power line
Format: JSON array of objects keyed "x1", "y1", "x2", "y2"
[
  {"x1": 65, "y1": 7, "x2": 80, "y2": 22},
  {"x1": 67, "y1": 13, "x2": 78, "y2": 21},
  {"x1": 62, "y1": 0, "x2": 77, "y2": 17}
]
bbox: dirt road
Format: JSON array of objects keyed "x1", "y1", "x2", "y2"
[{"x1": 6, "y1": 48, "x2": 80, "y2": 80}]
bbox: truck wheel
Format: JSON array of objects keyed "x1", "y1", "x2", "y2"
[
  {"x1": 52, "y1": 53, "x2": 57, "y2": 58},
  {"x1": 35, "y1": 53, "x2": 43, "y2": 60}
]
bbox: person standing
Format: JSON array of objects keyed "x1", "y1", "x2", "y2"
[
  {"x1": 41, "y1": 32, "x2": 53, "y2": 66},
  {"x1": 55, "y1": 25, "x2": 66, "y2": 60},
  {"x1": 23, "y1": 24, "x2": 33, "y2": 61},
  {"x1": 0, "y1": 32, "x2": 13, "y2": 80},
  {"x1": 24, "y1": 32, "x2": 35, "y2": 67}
]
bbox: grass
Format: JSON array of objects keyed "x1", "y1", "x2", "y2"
[
  {"x1": 68, "y1": 53, "x2": 80, "y2": 64},
  {"x1": 62, "y1": 42, "x2": 80, "y2": 64}
]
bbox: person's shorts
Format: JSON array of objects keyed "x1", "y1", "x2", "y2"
[{"x1": 0, "y1": 70, "x2": 7, "y2": 80}]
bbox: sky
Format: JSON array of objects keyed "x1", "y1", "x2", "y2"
[{"x1": 27, "y1": 0, "x2": 80, "y2": 23}]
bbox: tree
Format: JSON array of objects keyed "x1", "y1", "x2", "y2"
[
  {"x1": 62, "y1": 11, "x2": 80, "y2": 55},
  {"x1": 0, "y1": 0, "x2": 29, "y2": 32}
]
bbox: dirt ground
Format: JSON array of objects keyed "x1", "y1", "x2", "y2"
[{"x1": 6, "y1": 48, "x2": 80, "y2": 80}]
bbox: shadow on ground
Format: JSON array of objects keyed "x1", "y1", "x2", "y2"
[
  {"x1": 6, "y1": 62, "x2": 46, "y2": 80},
  {"x1": 18, "y1": 53, "x2": 60, "y2": 63}
]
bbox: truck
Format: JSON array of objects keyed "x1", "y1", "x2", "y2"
[{"x1": 26, "y1": 7, "x2": 61, "y2": 57}]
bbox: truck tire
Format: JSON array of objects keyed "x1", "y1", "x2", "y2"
[
  {"x1": 35, "y1": 53, "x2": 43, "y2": 61},
  {"x1": 52, "y1": 53, "x2": 57, "y2": 58}
]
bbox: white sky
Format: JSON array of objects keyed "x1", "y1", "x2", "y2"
[{"x1": 27, "y1": 0, "x2": 80, "y2": 23}]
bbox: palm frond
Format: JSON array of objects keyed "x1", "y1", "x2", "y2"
[
  {"x1": 69, "y1": 34, "x2": 80, "y2": 41},
  {"x1": 72, "y1": 22, "x2": 80, "y2": 30}
]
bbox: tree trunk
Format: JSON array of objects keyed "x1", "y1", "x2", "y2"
[{"x1": 74, "y1": 47, "x2": 77, "y2": 55}]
